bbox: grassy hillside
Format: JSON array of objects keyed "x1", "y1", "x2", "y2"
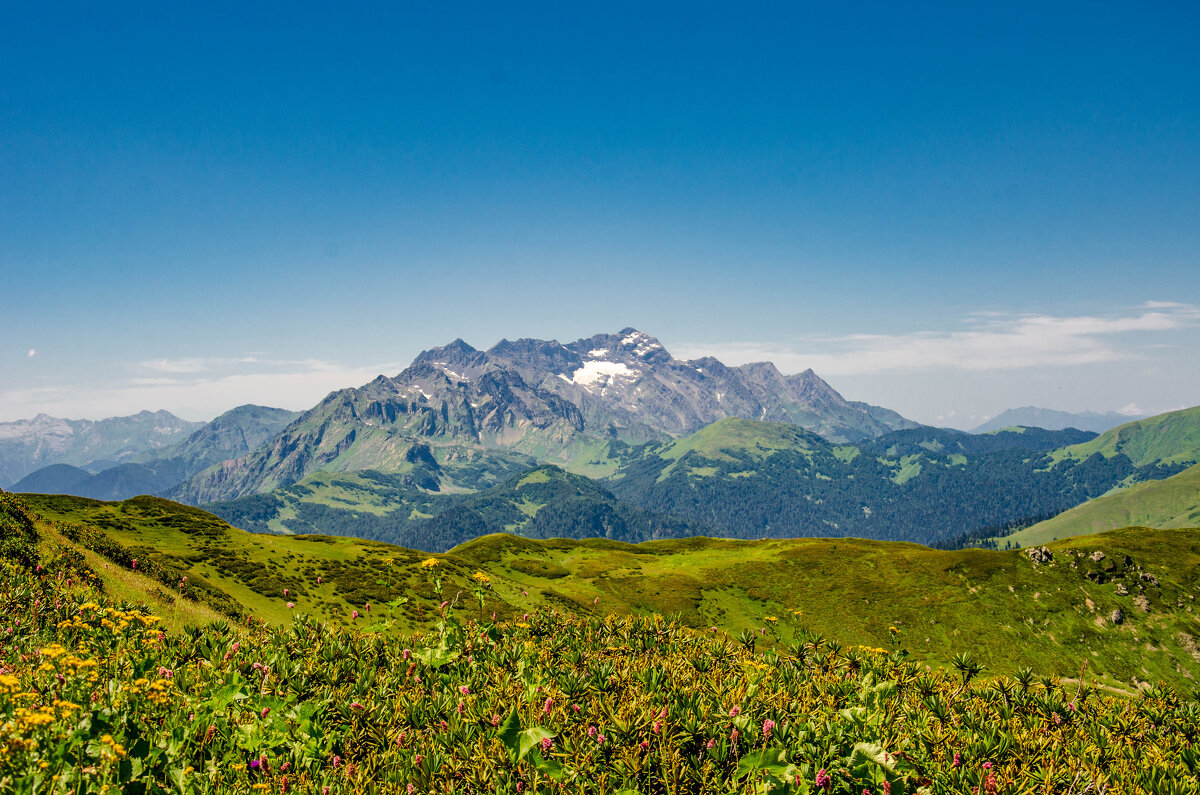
[
  {"x1": 1005, "y1": 463, "x2": 1200, "y2": 547},
  {"x1": 17, "y1": 491, "x2": 1200, "y2": 693},
  {"x1": 7, "y1": 533, "x2": 1199, "y2": 794},
  {"x1": 1054, "y1": 405, "x2": 1200, "y2": 468}
]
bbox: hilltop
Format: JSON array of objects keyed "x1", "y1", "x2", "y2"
[{"x1": 1054, "y1": 405, "x2": 1200, "y2": 468}]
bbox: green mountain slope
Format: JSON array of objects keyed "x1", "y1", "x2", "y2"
[
  {"x1": 605, "y1": 419, "x2": 1170, "y2": 546},
  {"x1": 207, "y1": 413, "x2": 1195, "y2": 551},
  {"x1": 1055, "y1": 405, "x2": 1200, "y2": 467},
  {"x1": 1005, "y1": 463, "x2": 1200, "y2": 547},
  {"x1": 201, "y1": 464, "x2": 703, "y2": 551},
  {"x1": 14, "y1": 491, "x2": 1200, "y2": 691}
]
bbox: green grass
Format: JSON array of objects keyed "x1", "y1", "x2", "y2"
[
  {"x1": 18, "y1": 491, "x2": 1200, "y2": 692},
  {"x1": 1007, "y1": 462, "x2": 1200, "y2": 547}
]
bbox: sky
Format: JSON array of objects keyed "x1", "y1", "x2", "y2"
[{"x1": 2, "y1": 2, "x2": 1198, "y2": 429}]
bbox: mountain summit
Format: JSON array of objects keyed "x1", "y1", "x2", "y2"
[
  {"x1": 413, "y1": 328, "x2": 914, "y2": 442},
  {"x1": 173, "y1": 330, "x2": 917, "y2": 503}
]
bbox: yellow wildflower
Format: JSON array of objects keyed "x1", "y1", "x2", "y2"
[
  {"x1": 421, "y1": 557, "x2": 440, "y2": 569},
  {"x1": 472, "y1": 571, "x2": 491, "y2": 584}
]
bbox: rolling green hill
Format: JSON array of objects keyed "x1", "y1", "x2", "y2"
[
  {"x1": 1054, "y1": 405, "x2": 1200, "y2": 468},
  {"x1": 14, "y1": 490, "x2": 1200, "y2": 692},
  {"x1": 1004, "y1": 462, "x2": 1200, "y2": 547}
]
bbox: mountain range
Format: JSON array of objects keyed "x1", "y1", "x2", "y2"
[
  {"x1": 971, "y1": 406, "x2": 1144, "y2": 434},
  {"x1": 172, "y1": 329, "x2": 918, "y2": 504},
  {"x1": 7, "y1": 329, "x2": 1200, "y2": 553},
  {"x1": 0, "y1": 409, "x2": 201, "y2": 487},
  {"x1": 9, "y1": 405, "x2": 299, "y2": 501}
]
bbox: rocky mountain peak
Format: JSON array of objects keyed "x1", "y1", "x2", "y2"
[{"x1": 409, "y1": 338, "x2": 490, "y2": 380}]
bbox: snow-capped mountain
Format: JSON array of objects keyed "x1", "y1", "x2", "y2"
[{"x1": 172, "y1": 329, "x2": 917, "y2": 503}]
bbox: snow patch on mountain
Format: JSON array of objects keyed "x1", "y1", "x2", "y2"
[{"x1": 565, "y1": 360, "x2": 636, "y2": 386}]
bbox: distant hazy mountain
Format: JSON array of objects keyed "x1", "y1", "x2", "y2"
[
  {"x1": 10, "y1": 463, "x2": 94, "y2": 495},
  {"x1": 150, "y1": 404, "x2": 301, "y2": 473},
  {"x1": 174, "y1": 329, "x2": 919, "y2": 503},
  {"x1": 0, "y1": 410, "x2": 202, "y2": 488},
  {"x1": 12, "y1": 405, "x2": 300, "y2": 501},
  {"x1": 972, "y1": 407, "x2": 1143, "y2": 434}
]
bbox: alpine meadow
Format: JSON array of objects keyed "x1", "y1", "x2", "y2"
[{"x1": 4, "y1": 4, "x2": 1200, "y2": 794}]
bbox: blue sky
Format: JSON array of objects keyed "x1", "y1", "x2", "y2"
[{"x1": 2, "y1": 2, "x2": 1198, "y2": 427}]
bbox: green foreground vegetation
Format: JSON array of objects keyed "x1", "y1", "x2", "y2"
[
  {"x1": 2, "y1": 491, "x2": 1200, "y2": 793},
  {"x1": 20, "y1": 492, "x2": 1200, "y2": 691}
]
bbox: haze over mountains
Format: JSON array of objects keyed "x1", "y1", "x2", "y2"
[
  {"x1": 6, "y1": 329, "x2": 1199, "y2": 554},
  {"x1": 8, "y1": 405, "x2": 299, "y2": 500},
  {"x1": 971, "y1": 406, "x2": 1145, "y2": 434},
  {"x1": 0, "y1": 410, "x2": 201, "y2": 487}
]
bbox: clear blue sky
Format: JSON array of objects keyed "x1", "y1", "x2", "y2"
[{"x1": 3, "y1": 2, "x2": 1198, "y2": 427}]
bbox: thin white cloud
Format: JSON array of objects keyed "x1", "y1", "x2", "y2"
[
  {"x1": 674, "y1": 302, "x2": 1200, "y2": 376},
  {"x1": 26, "y1": 349, "x2": 36, "y2": 358},
  {"x1": 0, "y1": 358, "x2": 403, "y2": 422},
  {"x1": 140, "y1": 355, "x2": 263, "y2": 374}
]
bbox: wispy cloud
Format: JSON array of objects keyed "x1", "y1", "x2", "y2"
[
  {"x1": 0, "y1": 356, "x2": 404, "y2": 422},
  {"x1": 674, "y1": 302, "x2": 1200, "y2": 376},
  {"x1": 140, "y1": 355, "x2": 262, "y2": 374}
]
